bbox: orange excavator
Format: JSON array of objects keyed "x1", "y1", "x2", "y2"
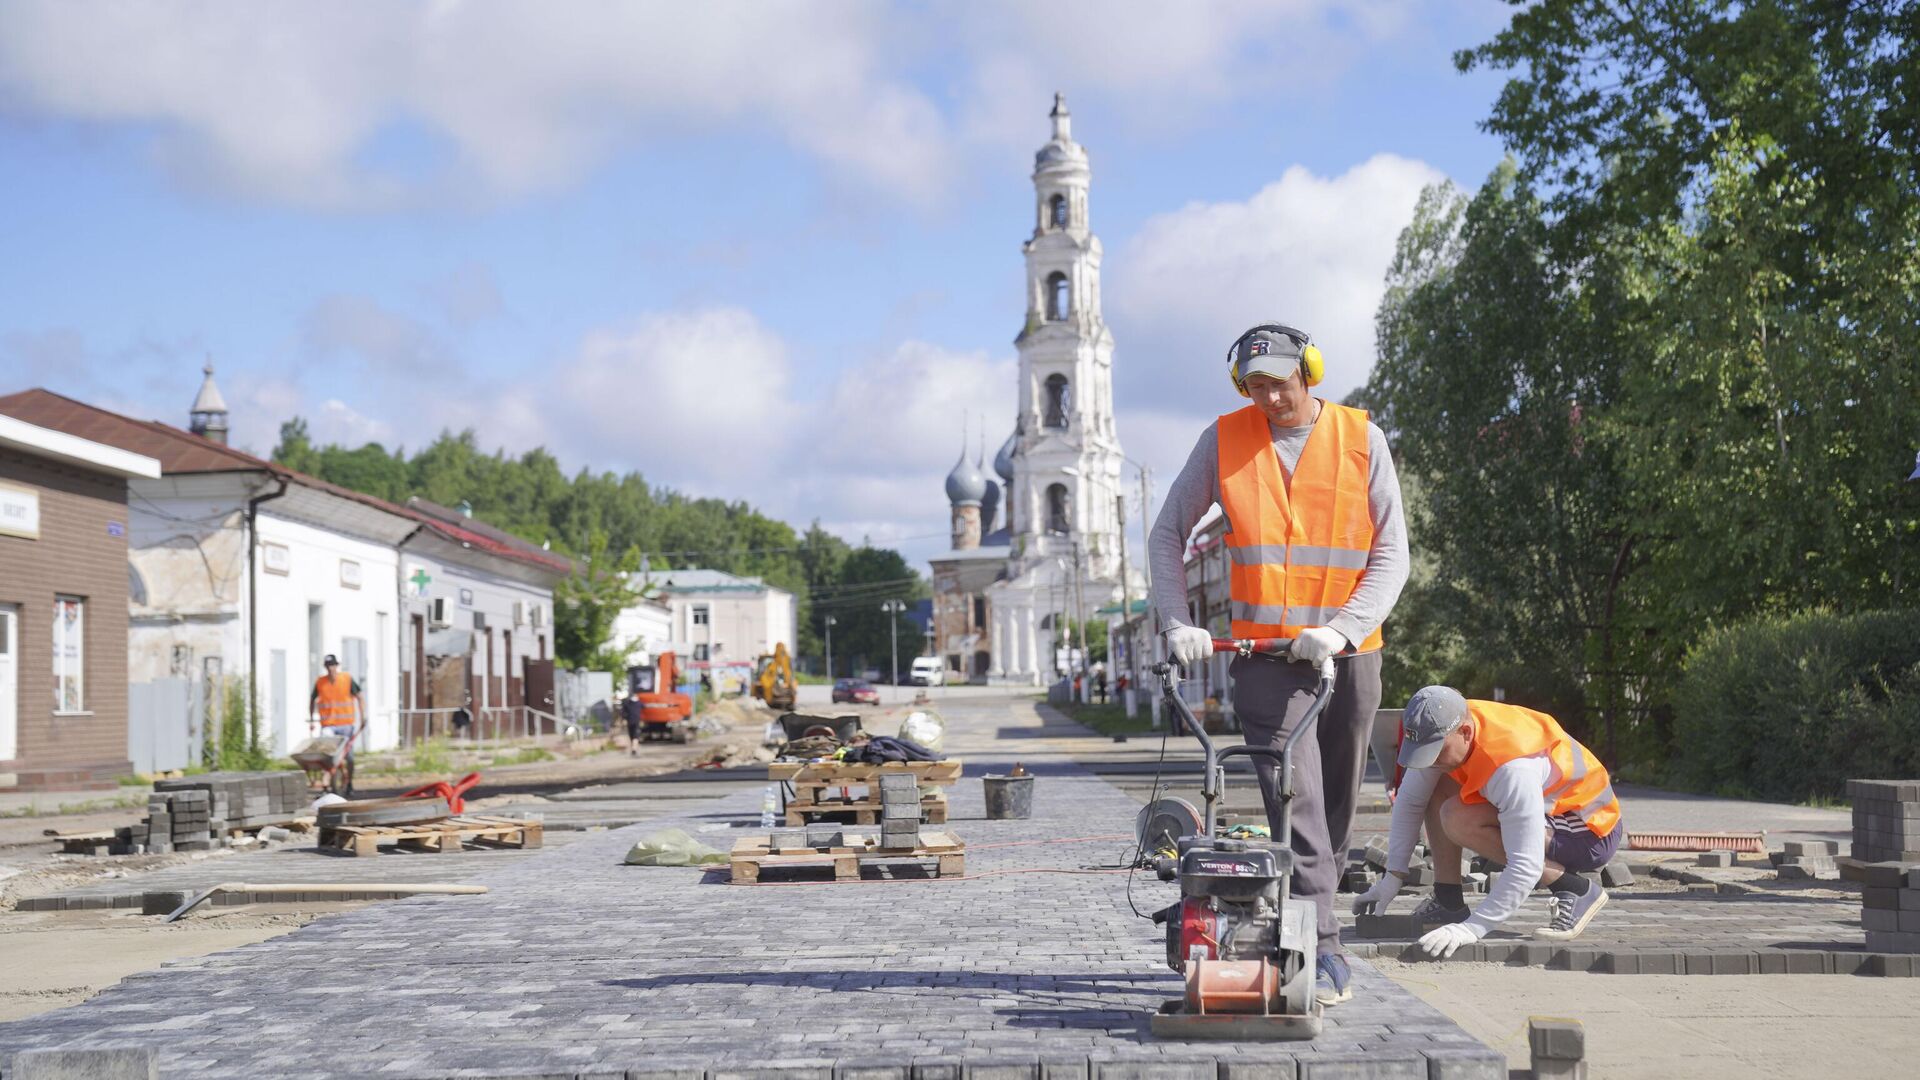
[{"x1": 627, "y1": 650, "x2": 695, "y2": 743}]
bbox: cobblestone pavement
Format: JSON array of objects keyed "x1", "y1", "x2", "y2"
[{"x1": 0, "y1": 696, "x2": 1504, "y2": 1079}]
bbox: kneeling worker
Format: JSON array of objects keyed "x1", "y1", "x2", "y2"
[{"x1": 1353, "y1": 686, "x2": 1624, "y2": 956}]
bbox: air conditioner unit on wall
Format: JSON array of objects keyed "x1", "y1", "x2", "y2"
[
  {"x1": 428, "y1": 597, "x2": 452, "y2": 629},
  {"x1": 512, "y1": 600, "x2": 527, "y2": 626},
  {"x1": 531, "y1": 604, "x2": 547, "y2": 628}
]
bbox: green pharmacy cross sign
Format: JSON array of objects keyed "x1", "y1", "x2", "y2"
[{"x1": 409, "y1": 568, "x2": 432, "y2": 596}]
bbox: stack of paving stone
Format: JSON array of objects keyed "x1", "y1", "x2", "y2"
[
  {"x1": 115, "y1": 789, "x2": 220, "y2": 854},
  {"x1": 1773, "y1": 839, "x2": 1839, "y2": 880},
  {"x1": 157, "y1": 771, "x2": 307, "y2": 828},
  {"x1": 1862, "y1": 866, "x2": 1920, "y2": 953},
  {"x1": 879, "y1": 772, "x2": 921, "y2": 848},
  {"x1": 1849, "y1": 778, "x2": 1920, "y2": 863},
  {"x1": 108, "y1": 771, "x2": 307, "y2": 855}
]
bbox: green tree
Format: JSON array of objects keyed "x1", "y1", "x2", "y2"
[
  {"x1": 552, "y1": 529, "x2": 642, "y2": 674},
  {"x1": 1364, "y1": 164, "x2": 1640, "y2": 754}
]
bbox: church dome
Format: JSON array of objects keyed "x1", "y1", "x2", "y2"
[
  {"x1": 945, "y1": 445, "x2": 987, "y2": 505},
  {"x1": 994, "y1": 431, "x2": 1017, "y2": 483},
  {"x1": 980, "y1": 477, "x2": 1001, "y2": 534}
]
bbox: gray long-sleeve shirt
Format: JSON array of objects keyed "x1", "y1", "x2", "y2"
[{"x1": 1149, "y1": 406, "x2": 1410, "y2": 649}]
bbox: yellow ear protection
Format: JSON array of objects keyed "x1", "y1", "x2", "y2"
[{"x1": 1226, "y1": 323, "x2": 1324, "y2": 397}]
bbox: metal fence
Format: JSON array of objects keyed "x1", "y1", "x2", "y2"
[{"x1": 393, "y1": 705, "x2": 579, "y2": 751}]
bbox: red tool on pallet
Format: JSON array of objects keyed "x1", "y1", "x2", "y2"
[{"x1": 400, "y1": 772, "x2": 482, "y2": 815}]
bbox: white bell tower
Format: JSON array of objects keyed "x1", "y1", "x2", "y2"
[{"x1": 1009, "y1": 94, "x2": 1125, "y2": 578}]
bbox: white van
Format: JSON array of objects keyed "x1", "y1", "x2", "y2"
[{"x1": 908, "y1": 656, "x2": 946, "y2": 686}]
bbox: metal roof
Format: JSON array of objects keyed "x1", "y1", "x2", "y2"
[{"x1": 0, "y1": 388, "x2": 572, "y2": 577}]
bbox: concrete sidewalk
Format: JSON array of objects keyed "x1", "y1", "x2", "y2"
[{"x1": 0, "y1": 696, "x2": 1504, "y2": 1078}]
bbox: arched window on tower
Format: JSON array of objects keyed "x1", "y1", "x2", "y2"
[
  {"x1": 1050, "y1": 193, "x2": 1068, "y2": 228},
  {"x1": 1046, "y1": 483, "x2": 1071, "y2": 535},
  {"x1": 1046, "y1": 272, "x2": 1070, "y2": 321},
  {"x1": 1043, "y1": 374, "x2": 1071, "y2": 429}
]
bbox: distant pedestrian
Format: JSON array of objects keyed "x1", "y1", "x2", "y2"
[
  {"x1": 622, "y1": 696, "x2": 643, "y2": 755},
  {"x1": 1095, "y1": 668, "x2": 1108, "y2": 704}
]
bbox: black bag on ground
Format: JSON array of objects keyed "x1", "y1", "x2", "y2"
[{"x1": 842, "y1": 736, "x2": 943, "y2": 764}]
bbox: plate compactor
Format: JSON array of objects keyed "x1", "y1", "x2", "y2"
[{"x1": 1147, "y1": 637, "x2": 1336, "y2": 1041}]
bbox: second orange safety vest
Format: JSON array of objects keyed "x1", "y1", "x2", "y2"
[
  {"x1": 313, "y1": 672, "x2": 357, "y2": 728},
  {"x1": 1215, "y1": 401, "x2": 1381, "y2": 651},
  {"x1": 1449, "y1": 700, "x2": 1621, "y2": 838}
]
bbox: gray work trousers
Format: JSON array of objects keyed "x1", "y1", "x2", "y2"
[{"x1": 1229, "y1": 649, "x2": 1383, "y2": 956}]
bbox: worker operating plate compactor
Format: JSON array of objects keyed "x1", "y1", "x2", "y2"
[{"x1": 1147, "y1": 636, "x2": 1336, "y2": 1040}]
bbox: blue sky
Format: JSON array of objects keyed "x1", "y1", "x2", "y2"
[{"x1": 0, "y1": 1, "x2": 1514, "y2": 567}]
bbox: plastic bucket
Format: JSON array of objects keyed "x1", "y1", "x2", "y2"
[{"x1": 982, "y1": 774, "x2": 1035, "y2": 820}]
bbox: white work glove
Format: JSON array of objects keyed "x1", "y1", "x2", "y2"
[
  {"x1": 1164, "y1": 626, "x2": 1213, "y2": 672},
  {"x1": 1289, "y1": 626, "x2": 1346, "y2": 665},
  {"x1": 1351, "y1": 873, "x2": 1403, "y2": 916},
  {"x1": 1416, "y1": 921, "x2": 1481, "y2": 959}
]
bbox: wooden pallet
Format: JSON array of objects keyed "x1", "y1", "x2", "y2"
[
  {"x1": 319, "y1": 815, "x2": 543, "y2": 857},
  {"x1": 783, "y1": 791, "x2": 948, "y2": 827},
  {"x1": 729, "y1": 830, "x2": 965, "y2": 884},
  {"x1": 768, "y1": 759, "x2": 964, "y2": 784}
]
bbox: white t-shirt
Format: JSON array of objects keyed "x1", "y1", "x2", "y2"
[{"x1": 1387, "y1": 752, "x2": 1574, "y2": 938}]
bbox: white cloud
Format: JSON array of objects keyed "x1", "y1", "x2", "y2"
[
  {"x1": 552, "y1": 307, "x2": 796, "y2": 483},
  {"x1": 0, "y1": 1, "x2": 1427, "y2": 209},
  {"x1": 1110, "y1": 152, "x2": 1449, "y2": 418},
  {"x1": 0, "y1": 1, "x2": 954, "y2": 208}
]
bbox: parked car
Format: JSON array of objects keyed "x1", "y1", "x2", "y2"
[
  {"x1": 832, "y1": 678, "x2": 882, "y2": 705},
  {"x1": 908, "y1": 656, "x2": 946, "y2": 687}
]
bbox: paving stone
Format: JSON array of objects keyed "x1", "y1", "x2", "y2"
[
  {"x1": 0, "y1": 695, "x2": 1500, "y2": 1078},
  {"x1": 1782, "y1": 840, "x2": 1840, "y2": 857},
  {"x1": 1597, "y1": 862, "x2": 1633, "y2": 888},
  {"x1": 1695, "y1": 851, "x2": 1734, "y2": 868},
  {"x1": 1527, "y1": 1017, "x2": 1585, "y2": 1063},
  {"x1": 139, "y1": 890, "x2": 190, "y2": 917},
  {"x1": 1296, "y1": 1052, "x2": 1425, "y2": 1079},
  {"x1": 1217, "y1": 1062, "x2": 1298, "y2": 1080},
  {"x1": 10, "y1": 1045, "x2": 157, "y2": 1079},
  {"x1": 1419, "y1": 1048, "x2": 1503, "y2": 1080},
  {"x1": 838, "y1": 1064, "x2": 911, "y2": 1080},
  {"x1": 1089, "y1": 1062, "x2": 1219, "y2": 1080}
]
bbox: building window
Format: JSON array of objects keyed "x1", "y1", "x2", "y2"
[
  {"x1": 1050, "y1": 193, "x2": 1068, "y2": 228},
  {"x1": 693, "y1": 644, "x2": 709, "y2": 662},
  {"x1": 692, "y1": 606, "x2": 709, "y2": 626},
  {"x1": 53, "y1": 596, "x2": 84, "y2": 713},
  {"x1": 1044, "y1": 374, "x2": 1071, "y2": 428},
  {"x1": 973, "y1": 597, "x2": 986, "y2": 629},
  {"x1": 1047, "y1": 484, "x2": 1071, "y2": 534},
  {"x1": 1046, "y1": 272, "x2": 1070, "y2": 321}
]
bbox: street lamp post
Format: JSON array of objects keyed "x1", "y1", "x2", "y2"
[
  {"x1": 823, "y1": 615, "x2": 837, "y2": 679},
  {"x1": 880, "y1": 599, "x2": 906, "y2": 701}
]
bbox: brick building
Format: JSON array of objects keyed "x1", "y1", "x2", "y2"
[{"x1": 0, "y1": 413, "x2": 160, "y2": 791}]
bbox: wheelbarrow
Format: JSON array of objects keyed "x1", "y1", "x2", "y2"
[
  {"x1": 291, "y1": 721, "x2": 363, "y2": 797},
  {"x1": 400, "y1": 771, "x2": 482, "y2": 815}
]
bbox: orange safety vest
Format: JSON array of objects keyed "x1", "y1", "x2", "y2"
[
  {"x1": 1215, "y1": 401, "x2": 1382, "y2": 651},
  {"x1": 1450, "y1": 700, "x2": 1621, "y2": 838},
  {"x1": 313, "y1": 672, "x2": 358, "y2": 728}
]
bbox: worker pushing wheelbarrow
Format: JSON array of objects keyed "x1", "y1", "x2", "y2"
[{"x1": 294, "y1": 653, "x2": 366, "y2": 796}]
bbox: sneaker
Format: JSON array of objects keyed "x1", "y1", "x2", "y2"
[
  {"x1": 1314, "y1": 953, "x2": 1352, "y2": 1006},
  {"x1": 1409, "y1": 895, "x2": 1471, "y2": 924},
  {"x1": 1534, "y1": 886, "x2": 1609, "y2": 940}
]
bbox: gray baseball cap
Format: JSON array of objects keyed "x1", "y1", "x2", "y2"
[
  {"x1": 1231, "y1": 326, "x2": 1307, "y2": 386},
  {"x1": 1398, "y1": 685, "x2": 1469, "y2": 769}
]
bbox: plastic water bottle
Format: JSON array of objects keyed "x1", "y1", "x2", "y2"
[{"x1": 759, "y1": 784, "x2": 778, "y2": 829}]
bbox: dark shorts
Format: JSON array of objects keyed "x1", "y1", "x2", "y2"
[{"x1": 1546, "y1": 819, "x2": 1624, "y2": 872}]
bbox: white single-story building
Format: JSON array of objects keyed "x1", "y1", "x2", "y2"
[
  {"x1": 647, "y1": 568, "x2": 795, "y2": 669},
  {"x1": 0, "y1": 377, "x2": 570, "y2": 758}
]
